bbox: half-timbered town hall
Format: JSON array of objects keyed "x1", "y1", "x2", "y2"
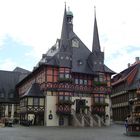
[{"x1": 1, "y1": 6, "x2": 115, "y2": 127}]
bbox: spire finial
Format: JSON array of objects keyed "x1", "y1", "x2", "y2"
[
  {"x1": 94, "y1": 6, "x2": 96, "y2": 18},
  {"x1": 65, "y1": 1, "x2": 66, "y2": 8},
  {"x1": 68, "y1": 6, "x2": 70, "y2": 11},
  {"x1": 92, "y1": 6, "x2": 101, "y2": 52}
]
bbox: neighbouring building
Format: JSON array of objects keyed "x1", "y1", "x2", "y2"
[
  {"x1": 111, "y1": 57, "x2": 140, "y2": 122},
  {"x1": 0, "y1": 67, "x2": 30, "y2": 122},
  {"x1": 4, "y1": 6, "x2": 115, "y2": 127}
]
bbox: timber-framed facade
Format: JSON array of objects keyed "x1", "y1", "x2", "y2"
[
  {"x1": 0, "y1": 5, "x2": 115, "y2": 127},
  {"x1": 16, "y1": 6, "x2": 115, "y2": 126}
]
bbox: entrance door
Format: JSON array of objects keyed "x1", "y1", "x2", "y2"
[
  {"x1": 34, "y1": 113, "x2": 44, "y2": 125},
  {"x1": 59, "y1": 116, "x2": 64, "y2": 126},
  {"x1": 76, "y1": 99, "x2": 86, "y2": 113}
]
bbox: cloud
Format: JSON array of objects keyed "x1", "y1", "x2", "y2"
[
  {"x1": 0, "y1": 58, "x2": 17, "y2": 71},
  {"x1": 0, "y1": 35, "x2": 37, "y2": 71},
  {"x1": 0, "y1": 0, "x2": 140, "y2": 73}
]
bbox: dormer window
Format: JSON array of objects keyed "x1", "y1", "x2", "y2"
[
  {"x1": 60, "y1": 56, "x2": 64, "y2": 60},
  {"x1": 78, "y1": 60, "x2": 83, "y2": 65},
  {"x1": 66, "y1": 56, "x2": 69, "y2": 60},
  {"x1": 72, "y1": 39, "x2": 79, "y2": 48}
]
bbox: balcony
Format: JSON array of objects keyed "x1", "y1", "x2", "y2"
[
  {"x1": 45, "y1": 82, "x2": 111, "y2": 94},
  {"x1": 46, "y1": 82, "x2": 93, "y2": 92}
]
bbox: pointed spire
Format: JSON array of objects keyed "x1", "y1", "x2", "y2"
[
  {"x1": 60, "y1": 3, "x2": 69, "y2": 51},
  {"x1": 92, "y1": 6, "x2": 101, "y2": 52}
]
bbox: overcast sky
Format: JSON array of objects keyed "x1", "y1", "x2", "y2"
[{"x1": 0, "y1": 0, "x2": 140, "y2": 73}]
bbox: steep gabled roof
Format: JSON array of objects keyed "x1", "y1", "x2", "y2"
[
  {"x1": 0, "y1": 68, "x2": 30, "y2": 103},
  {"x1": 31, "y1": 6, "x2": 115, "y2": 76},
  {"x1": 60, "y1": 5, "x2": 69, "y2": 52},
  {"x1": 104, "y1": 65, "x2": 116, "y2": 74},
  {"x1": 22, "y1": 83, "x2": 44, "y2": 98},
  {"x1": 13, "y1": 67, "x2": 31, "y2": 74},
  {"x1": 112, "y1": 63, "x2": 139, "y2": 88},
  {"x1": 92, "y1": 8, "x2": 100, "y2": 52},
  {"x1": 70, "y1": 32, "x2": 93, "y2": 74}
]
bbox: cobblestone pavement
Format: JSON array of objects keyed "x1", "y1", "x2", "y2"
[{"x1": 0, "y1": 124, "x2": 139, "y2": 140}]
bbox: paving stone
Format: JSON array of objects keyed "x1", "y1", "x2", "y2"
[{"x1": 0, "y1": 124, "x2": 139, "y2": 140}]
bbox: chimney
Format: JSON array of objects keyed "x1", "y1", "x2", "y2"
[
  {"x1": 128, "y1": 63, "x2": 131, "y2": 67},
  {"x1": 135, "y1": 57, "x2": 139, "y2": 63}
]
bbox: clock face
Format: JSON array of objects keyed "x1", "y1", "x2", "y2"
[{"x1": 72, "y1": 39, "x2": 79, "y2": 48}]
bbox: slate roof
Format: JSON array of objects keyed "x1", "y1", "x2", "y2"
[
  {"x1": 92, "y1": 12, "x2": 101, "y2": 52},
  {"x1": 112, "y1": 62, "x2": 140, "y2": 90},
  {"x1": 34, "y1": 6, "x2": 115, "y2": 75},
  {"x1": 0, "y1": 68, "x2": 30, "y2": 103},
  {"x1": 21, "y1": 83, "x2": 44, "y2": 98},
  {"x1": 13, "y1": 67, "x2": 31, "y2": 74}
]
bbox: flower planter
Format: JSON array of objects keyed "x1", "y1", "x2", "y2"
[
  {"x1": 58, "y1": 78, "x2": 73, "y2": 83},
  {"x1": 94, "y1": 81, "x2": 107, "y2": 86}
]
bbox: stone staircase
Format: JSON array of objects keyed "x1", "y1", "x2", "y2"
[
  {"x1": 71, "y1": 109, "x2": 104, "y2": 127},
  {"x1": 71, "y1": 109, "x2": 83, "y2": 127}
]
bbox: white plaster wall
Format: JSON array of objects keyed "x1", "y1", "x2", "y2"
[
  {"x1": 105, "y1": 95, "x2": 111, "y2": 126},
  {"x1": 45, "y1": 95, "x2": 59, "y2": 126}
]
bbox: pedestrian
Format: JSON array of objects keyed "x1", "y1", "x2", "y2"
[{"x1": 124, "y1": 119, "x2": 128, "y2": 133}]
